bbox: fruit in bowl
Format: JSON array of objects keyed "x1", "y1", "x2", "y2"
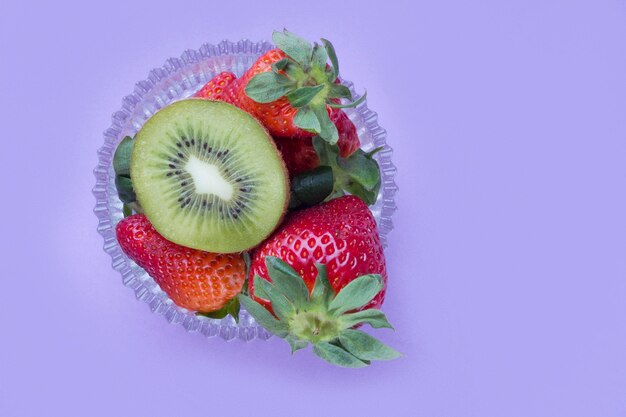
[{"x1": 102, "y1": 30, "x2": 398, "y2": 367}]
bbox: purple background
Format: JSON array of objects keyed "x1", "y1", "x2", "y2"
[{"x1": 2, "y1": 0, "x2": 626, "y2": 416}]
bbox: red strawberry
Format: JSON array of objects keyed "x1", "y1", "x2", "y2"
[
  {"x1": 249, "y1": 195, "x2": 386, "y2": 311},
  {"x1": 194, "y1": 71, "x2": 236, "y2": 101},
  {"x1": 273, "y1": 109, "x2": 359, "y2": 175},
  {"x1": 237, "y1": 195, "x2": 397, "y2": 367},
  {"x1": 116, "y1": 214, "x2": 246, "y2": 313},
  {"x1": 272, "y1": 136, "x2": 319, "y2": 175},
  {"x1": 223, "y1": 48, "x2": 360, "y2": 148},
  {"x1": 331, "y1": 108, "x2": 360, "y2": 156},
  {"x1": 225, "y1": 31, "x2": 361, "y2": 148}
]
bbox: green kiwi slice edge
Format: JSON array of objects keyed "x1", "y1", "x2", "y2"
[{"x1": 130, "y1": 99, "x2": 289, "y2": 253}]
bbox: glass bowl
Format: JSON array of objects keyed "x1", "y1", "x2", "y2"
[{"x1": 93, "y1": 39, "x2": 397, "y2": 341}]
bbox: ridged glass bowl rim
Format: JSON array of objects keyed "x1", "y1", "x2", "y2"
[{"x1": 93, "y1": 39, "x2": 397, "y2": 341}]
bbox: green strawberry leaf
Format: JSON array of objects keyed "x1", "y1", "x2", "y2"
[
  {"x1": 252, "y1": 274, "x2": 270, "y2": 300},
  {"x1": 253, "y1": 275, "x2": 295, "y2": 322},
  {"x1": 245, "y1": 72, "x2": 297, "y2": 103},
  {"x1": 328, "y1": 91, "x2": 367, "y2": 109},
  {"x1": 312, "y1": 105, "x2": 339, "y2": 144},
  {"x1": 291, "y1": 166, "x2": 334, "y2": 207},
  {"x1": 265, "y1": 256, "x2": 310, "y2": 308},
  {"x1": 238, "y1": 294, "x2": 289, "y2": 338},
  {"x1": 287, "y1": 85, "x2": 325, "y2": 108},
  {"x1": 329, "y1": 274, "x2": 383, "y2": 316},
  {"x1": 113, "y1": 136, "x2": 134, "y2": 177},
  {"x1": 312, "y1": 136, "x2": 382, "y2": 206},
  {"x1": 337, "y1": 148, "x2": 381, "y2": 191},
  {"x1": 273, "y1": 29, "x2": 313, "y2": 70},
  {"x1": 241, "y1": 251, "x2": 251, "y2": 295},
  {"x1": 282, "y1": 61, "x2": 307, "y2": 81},
  {"x1": 272, "y1": 58, "x2": 291, "y2": 72},
  {"x1": 113, "y1": 136, "x2": 139, "y2": 205},
  {"x1": 115, "y1": 175, "x2": 136, "y2": 204},
  {"x1": 328, "y1": 84, "x2": 353, "y2": 100},
  {"x1": 327, "y1": 188, "x2": 346, "y2": 201},
  {"x1": 313, "y1": 341, "x2": 368, "y2": 368},
  {"x1": 197, "y1": 309, "x2": 228, "y2": 320},
  {"x1": 311, "y1": 43, "x2": 329, "y2": 69},
  {"x1": 286, "y1": 335, "x2": 309, "y2": 354},
  {"x1": 310, "y1": 263, "x2": 334, "y2": 307},
  {"x1": 338, "y1": 329, "x2": 401, "y2": 361},
  {"x1": 270, "y1": 56, "x2": 306, "y2": 81},
  {"x1": 122, "y1": 204, "x2": 133, "y2": 218},
  {"x1": 339, "y1": 309, "x2": 394, "y2": 330},
  {"x1": 197, "y1": 297, "x2": 241, "y2": 323},
  {"x1": 312, "y1": 134, "x2": 336, "y2": 165},
  {"x1": 321, "y1": 38, "x2": 339, "y2": 80},
  {"x1": 342, "y1": 176, "x2": 381, "y2": 206},
  {"x1": 293, "y1": 106, "x2": 322, "y2": 132},
  {"x1": 228, "y1": 298, "x2": 241, "y2": 323}
]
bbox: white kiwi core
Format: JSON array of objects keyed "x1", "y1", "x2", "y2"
[{"x1": 185, "y1": 155, "x2": 234, "y2": 201}]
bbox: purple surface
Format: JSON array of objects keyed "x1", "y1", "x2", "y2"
[{"x1": 1, "y1": 0, "x2": 626, "y2": 416}]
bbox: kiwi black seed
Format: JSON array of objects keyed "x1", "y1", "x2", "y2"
[{"x1": 130, "y1": 99, "x2": 289, "y2": 253}]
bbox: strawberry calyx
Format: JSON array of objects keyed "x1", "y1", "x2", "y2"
[
  {"x1": 197, "y1": 296, "x2": 241, "y2": 322},
  {"x1": 238, "y1": 256, "x2": 399, "y2": 368},
  {"x1": 113, "y1": 135, "x2": 143, "y2": 217},
  {"x1": 244, "y1": 29, "x2": 366, "y2": 145},
  {"x1": 312, "y1": 136, "x2": 382, "y2": 205},
  {"x1": 282, "y1": 135, "x2": 383, "y2": 208},
  {"x1": 289, "y1": 165, "x2": 334, "y2": 208}
]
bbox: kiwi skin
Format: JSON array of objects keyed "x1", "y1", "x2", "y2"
[{"x1": 131, "y1": 99, "x2": 290, "y2": 253}]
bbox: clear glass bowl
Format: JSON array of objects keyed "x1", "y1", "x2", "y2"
[{"x1": 93, "y1": 39, "x2": 397, "y2": 341}]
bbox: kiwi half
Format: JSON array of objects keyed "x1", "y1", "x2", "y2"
[{"x1": 131, "y1": 99, "x2": 289, "y2": 253}]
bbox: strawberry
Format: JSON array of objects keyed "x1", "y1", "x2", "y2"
[
  {"x1": 249, "y1": 195, "x2": 387, "y2": 310},
  {"x1": 116, "y1": 214, "x2": 245, "y2": 314},
  {"x1": 331, "y1": 108, "x2": 360, "y2": 156},
  {"x1": 238, "y1": 195, "x2": 397, "y2": 367},
  {"x1": 272, "y1": 136, "x2": 319, "y2": 175},
  {"x1": 194, "y1": 71, "x2": 236, "y2": 101},
  {"x1": 273, "y1": 109, "x2": 359, "y2": 176},
  {"x1": 221, "y1": 31, "x2": 362, "y2": 151}
]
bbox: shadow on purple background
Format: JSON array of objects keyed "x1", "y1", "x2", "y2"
[{"x1": 1, "y1": 0, "x2": 625, "y2": 416}]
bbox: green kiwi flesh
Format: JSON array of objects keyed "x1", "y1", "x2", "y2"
[{"x1": 131, "y1": 99, "x2": 288, "y2": 253}]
